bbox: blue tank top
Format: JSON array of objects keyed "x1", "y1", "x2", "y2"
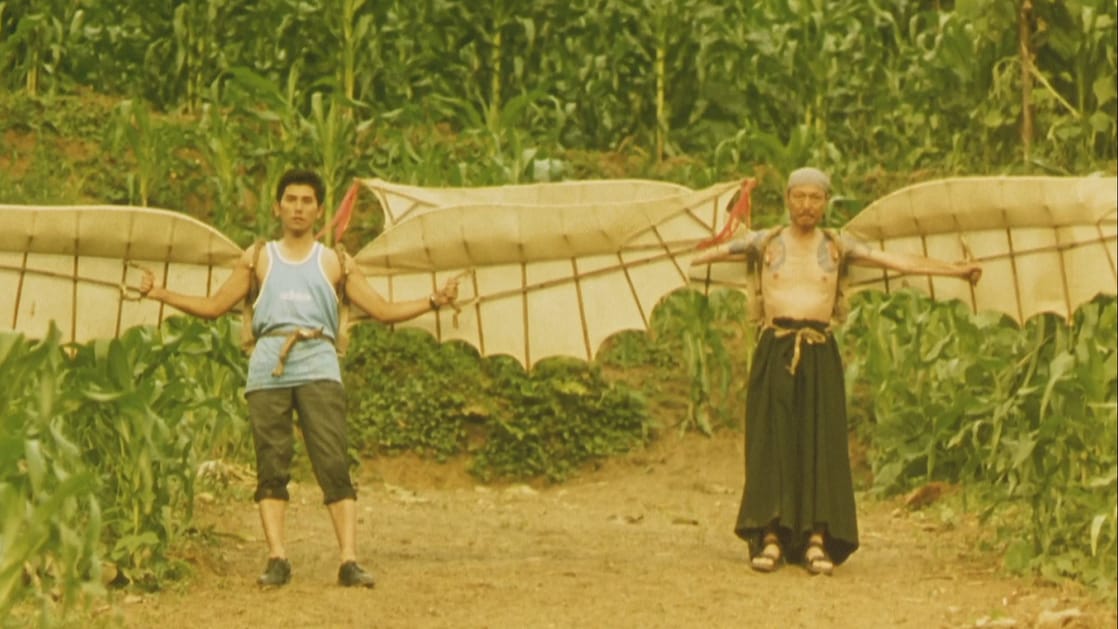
[{"x1": 245, "y1": 241, "x2": 342, "y2": 392}]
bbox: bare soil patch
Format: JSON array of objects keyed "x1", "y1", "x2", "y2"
[{"x1": 113, "y1": 430, "x2": 1114, "y2": 629}]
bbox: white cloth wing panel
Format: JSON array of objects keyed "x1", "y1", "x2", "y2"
[
  {"x1": 845, "y1": 176, "x2": 1117, "y2": 323},
  {"x1": 356, "y1": 179, "x2": 743, "y2": 366},
  {"x1": 0, "y1": 205, "x2": 242, "y2": 344}
]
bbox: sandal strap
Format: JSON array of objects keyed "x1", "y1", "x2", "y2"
[{"x1": 805, "y1": 542, "x2": 832, "y2": 562}]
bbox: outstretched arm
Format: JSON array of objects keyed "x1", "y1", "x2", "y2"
[
  {"x1": 139, "y1": 248, "x2": 254, "y2": 318},
  {"x1": 846, "y1": 239, "x2": 982, "y2": 284},
  {"x1": 343, "y1": 255, "x2": 459, "y2": 323},
  {"x1": 690, "y1": 230, "x2": 763, "y2": 266}
]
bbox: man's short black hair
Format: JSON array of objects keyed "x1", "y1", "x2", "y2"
[{"x1": 275, "y1": 169, "x2": 326, "y2": 205}]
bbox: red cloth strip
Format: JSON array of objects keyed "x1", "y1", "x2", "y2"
[
  {"x1": 697, "y1": 178, "x2": 756, "y2": 250},
  {"x1": 318, "y1": 180, "x2": 360, "y2": 242}
]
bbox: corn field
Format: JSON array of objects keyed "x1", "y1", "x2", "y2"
[{"x1": 2, "y1": 0, "x2": 1115, "y2": 218}]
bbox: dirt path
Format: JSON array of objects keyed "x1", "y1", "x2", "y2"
[{"x1": 114, "y1": 431, "x2": 1112, "y2": 629}]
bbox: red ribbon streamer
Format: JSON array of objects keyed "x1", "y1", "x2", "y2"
[
  {"x1": 318, "y1": 180, "x2": 360, "y2": 242},
  {"x1": 697, "y1": 178, "x2": 756, "y2": 250}
]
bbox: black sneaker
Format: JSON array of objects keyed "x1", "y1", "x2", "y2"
[
  {"x1": 337, "y1": 561, "x2": 375, "y2": 588},
  {"x1": 256, "y1": 557, "x2": 291, "y2": 587}
]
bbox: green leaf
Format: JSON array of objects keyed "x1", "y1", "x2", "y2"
[
  {"x1": 1093, "y1": 75, "x2": 1117, "y2": 106},
  {"x1": 107, "y1": 339, "x2": 133, "y2": 390},
  {"x1": 1039, "y1": 352, "x2": 1075, "y2": 421},
  {"x1": 24, "y1": 439, "x2": 46, "y2": 493},
  {"x1": 1087, "y1": 468, "x2": 1117, "y2": 488},
  {"x1": 1004, "y1": 539, "x2": 1034, "y2": 573},
  {"x1": 1011, "y1": 436, "x2": 1037, "y2": 468},
  {"x1": 82, "y1": 388, "x2": 128, "y2": 403},
  {"x1": 1089, "y1": 513, "x2": 1107, "y2": 556},
  {"x1": 1089, "y1": 111, "x2": 1113, "y2": 133}
]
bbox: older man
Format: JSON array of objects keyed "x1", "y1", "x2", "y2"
[{"x1": 691, "y1": 167, "x2": 981, "y2": 575}]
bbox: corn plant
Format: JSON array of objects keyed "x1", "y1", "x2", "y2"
[
  {"x1": 62, "y1": 317, "x2": 248, "y2": 588},
  {"x1": 0, "y1": 315, "x2": 249, "y2": 623},
  {"x1": 304, "y1": 91, "x2": 363, "y2": 227},
  {"x1": 7, "y1": 0, "x2": 1116, "y2": 174},
  {"x1": 103, "y1": 99, "x2": 175, "y2": 207},
  {"x1": 1027, "y1": 0, "x2": 1118, "y2": 169},
  {"x1": 333, "y1": 0, "x2": 374, "y2": 103},
  {"x1": 647, "y1": 289, "x2": 751, "y2": 435},
  {"x1": 0, "y1": 0, "x2": 74, "y2": 96},
  {"x1": 0, "y1": 328, "x2": 102, "y2": 624},
  {"x1": 197, "y1": 97, "x2": 251, "y2": 238}
]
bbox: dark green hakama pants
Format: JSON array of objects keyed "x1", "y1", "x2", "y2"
[{"x1": 734, "y1": 318, "x2": 859, "y2": 565}]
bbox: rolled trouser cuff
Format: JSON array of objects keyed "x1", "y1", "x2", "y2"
[
  {"x1": 254, "y1": 478, "x2": 291, "y2": 502},
  {"x1": 322, "y1": 487, "x2": 358, "y2": 505}
]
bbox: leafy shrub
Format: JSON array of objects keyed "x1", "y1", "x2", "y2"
[
  {"x1": 345, "y1": 324, "x2": 654, "y2": 480},
  {"x1": 844, "y1": 291, "x2": 1117, "y2": 592},
  {"x1": 344, "y1": 325, "x2": 487, "y2": 461},
  {"x1": 471, "y1": 358, "x2": 651, "y2": 482}
]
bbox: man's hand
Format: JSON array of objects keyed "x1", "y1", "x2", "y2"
[
  {"x1": 433, "y1": 276, "x2": 460, "y2": 307},
  {"x1": 957, "y1": 262, "x2": 982, "y2": 284},
  {"x1": 138, "y1": 266, "x2": 162, "y2": 300}
]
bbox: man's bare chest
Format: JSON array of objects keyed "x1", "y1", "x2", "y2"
[{"x1": 762, "y1": 233, "x2": 841, "y2": 284}]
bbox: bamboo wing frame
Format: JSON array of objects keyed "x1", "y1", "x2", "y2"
[
  {"x1": 844, "y1": 176, "x2": 1118, "y2": 323},
  {"x1": 4, "y1": 176, "x2": 1111, "y2": 358},
  {"x1": 365, "y1": 177, "x2": 697, "y2": 230},
  {"x1": 356, "y1": 178, "x2": 743, "y2": 367},
  {"x1": 0, "y1": 205, "x2": 242, "y2": 344}
]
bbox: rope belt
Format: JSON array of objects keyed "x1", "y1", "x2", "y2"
[
  {"x1": 260, "y1": 327, "x2": 331, "y2": 377},
  {"x1": 768, "y1": 324, "x2": 830, "y2": 374}
]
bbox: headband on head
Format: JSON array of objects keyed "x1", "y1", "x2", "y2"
[{"x1": 786, "y1": 167, "x2": 831, "y2": 194}]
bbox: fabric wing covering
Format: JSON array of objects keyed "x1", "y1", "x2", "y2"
[
  {"x1": 844, "y1": 176, "x2": 1117, "y2": 325},
  {"x1": 355, "y1": 178, "x2": 743, "y2": 367},
  {"x1": 2, "y1": 176, "x2": 1113, "y2": 366},
  {"x1": 0, "y1": 205, "x2": 241, "y2": 345}
]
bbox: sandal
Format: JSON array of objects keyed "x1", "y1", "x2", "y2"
[
  {"x1": 750, "y1": 533, "x2": 782, "y2": 573},
  {"x1": 804, "y1": 537, "x2": 834, "y2": 576}
]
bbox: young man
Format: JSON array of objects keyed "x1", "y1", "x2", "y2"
[
  {"x1": 140, "y1": 168, "x2": 458, "y2": 588},
  {"x1": 691, "y1": 167, "x2": 981, "y2": 575}
]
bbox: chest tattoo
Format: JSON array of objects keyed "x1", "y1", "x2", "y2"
[
  {"x1": 817, "y1": 237, "x2": 838, "y2": 273},
  {"x1": 764, "y1": 237, "x2": 786, "y2": 271}
]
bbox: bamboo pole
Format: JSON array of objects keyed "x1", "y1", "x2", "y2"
[
  {"x1": 655, "y1": 20, "x2": 667, "y2": 162},
  {"x1": 1018, "y1": 0, "x2": 1034, "y2": 163},
  {"x1": 491, "y1": 29, "x2": 503, "y2": 134}
]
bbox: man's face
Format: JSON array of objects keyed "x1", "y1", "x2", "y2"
[
  {"x1": 786, "y1": 184, "x2": 828, "y2": 230},
  {"x1": 274, "y1": 183, "x2": 322, "y2": 233}
]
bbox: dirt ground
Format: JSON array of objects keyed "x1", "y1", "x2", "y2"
[{"x1": 110, "y1": 430, "x2": 1115, "y2": 629}]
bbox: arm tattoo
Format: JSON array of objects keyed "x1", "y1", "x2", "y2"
[
  {"x1": 728, "y1": 229, "x2": 766, "y2": 255},
  {"x1": 840, "y1": 233, "x2": 871, "y2": 259},
  {"x1": 727, "y1": 239, "x2": 749, "y2": 255}
]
